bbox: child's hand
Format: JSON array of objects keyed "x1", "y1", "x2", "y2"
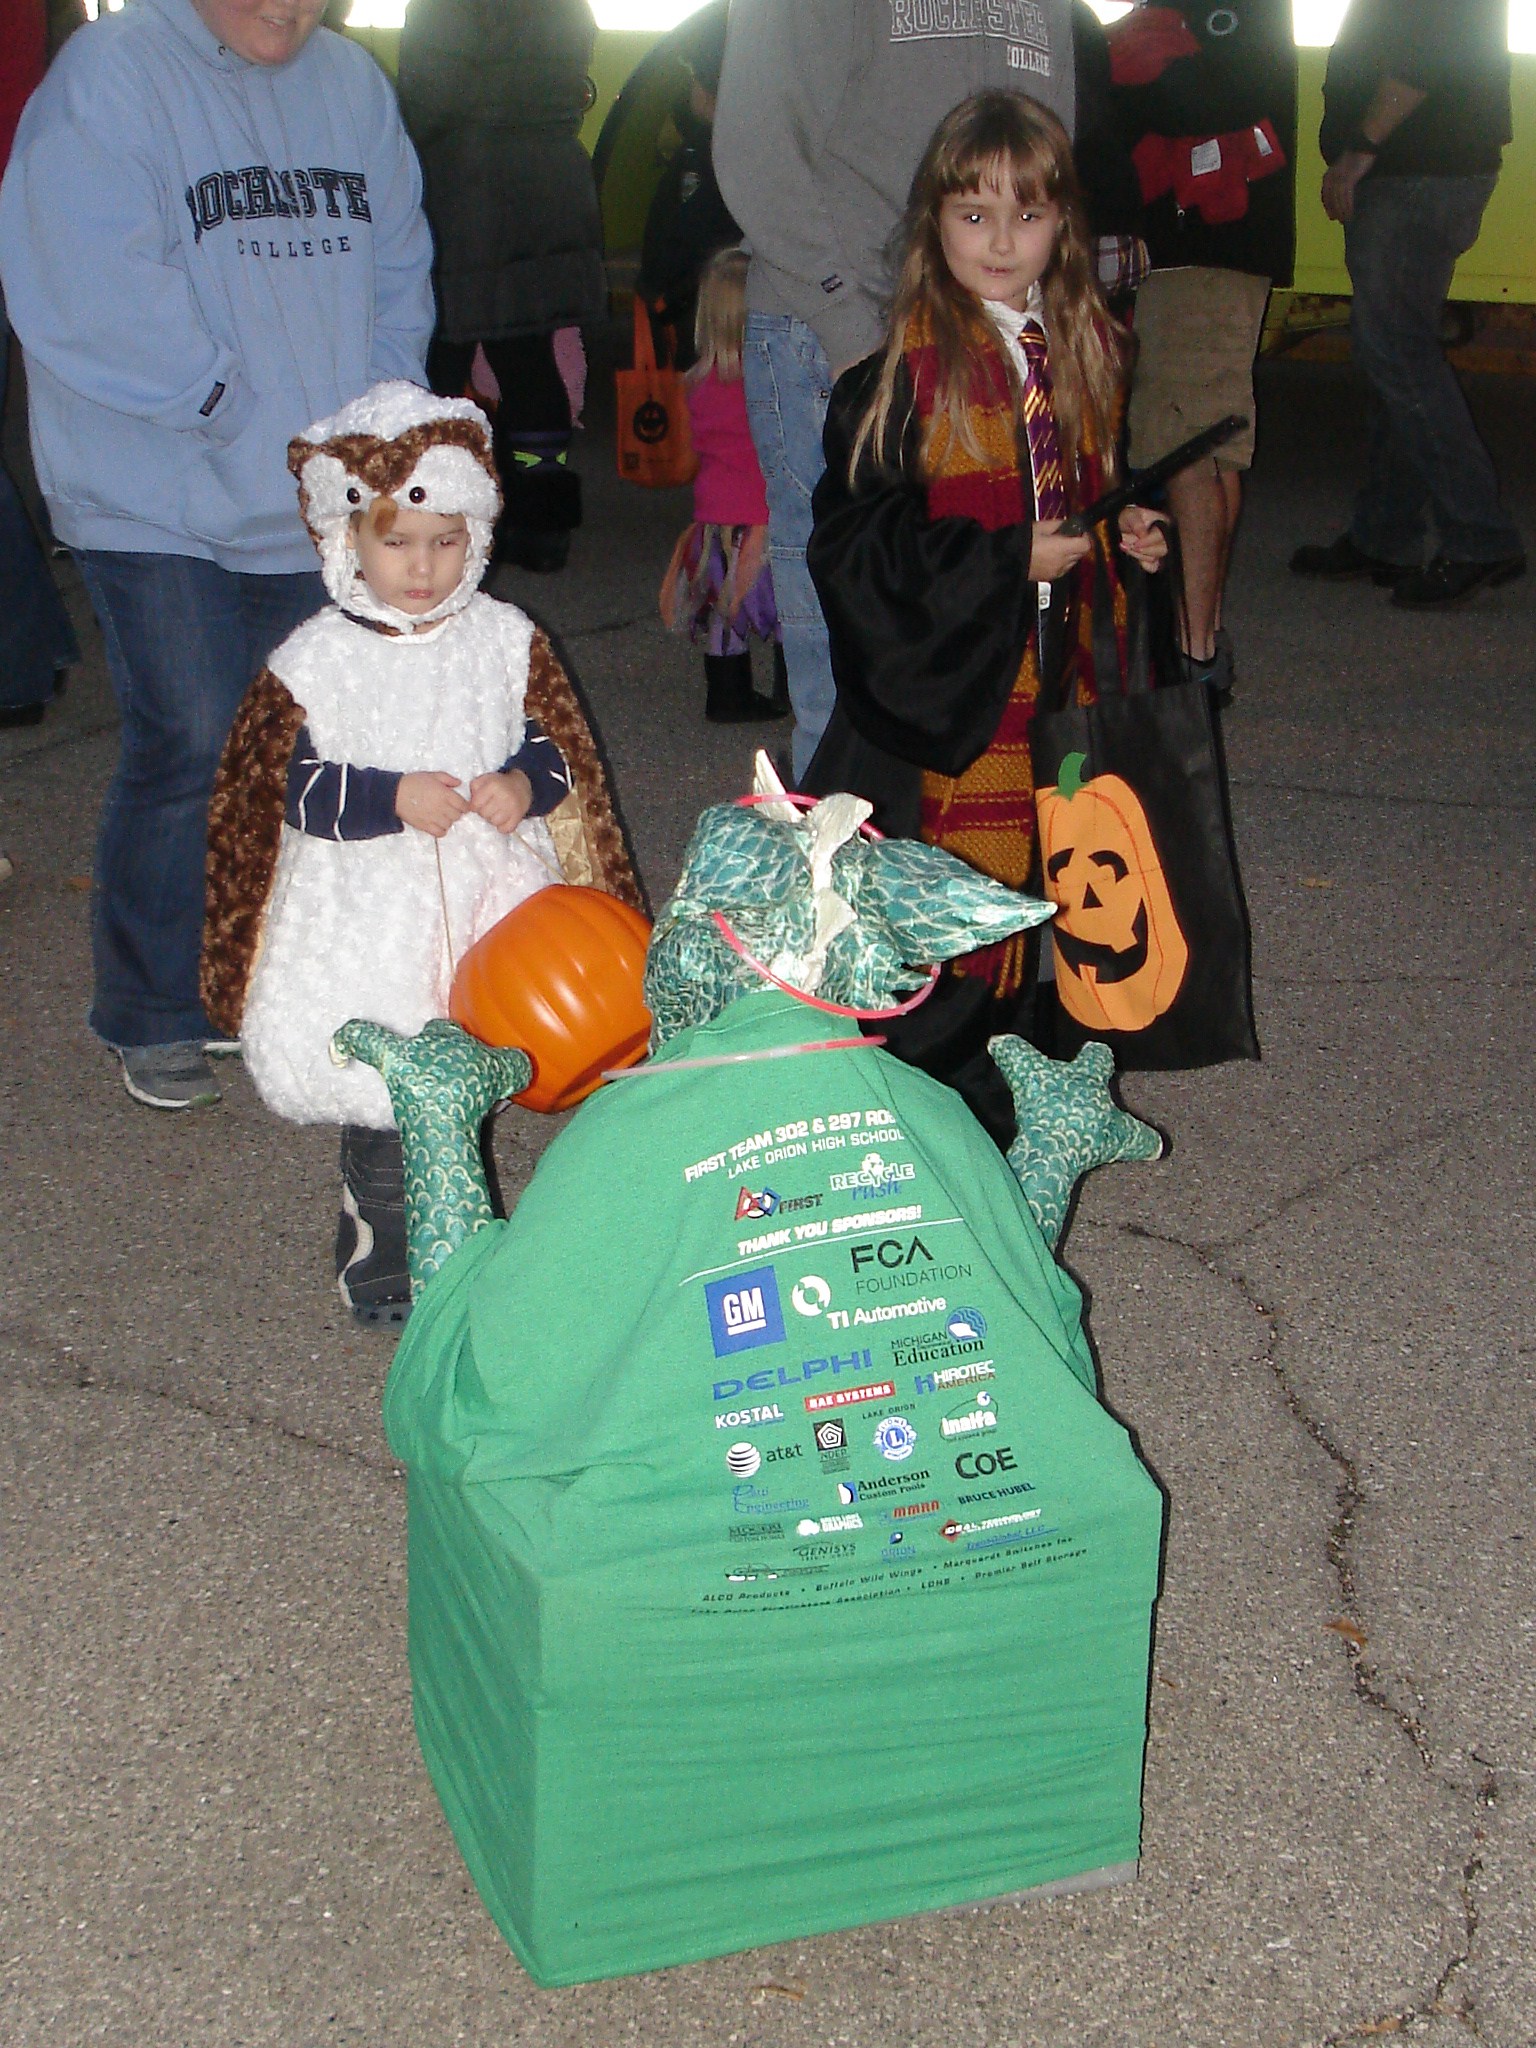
[
  {"x1": 1029, "y1": 519, "x2": 1092, "y2": 585},
  {"x1": 469, "y1": 769, "x2": 534, "y2": 834},
  {"x1": 1117, "y1": 505, "x2": 1170, "y2": 571},
  {"x1": 395, "y1": 770, "x2": 470, "y2": 838}
]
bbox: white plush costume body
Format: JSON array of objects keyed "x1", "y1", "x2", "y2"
[{"x1": 239, "y1": 382, "x2": 563, "y2": 1130}]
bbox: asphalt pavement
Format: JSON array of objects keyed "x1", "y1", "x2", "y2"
[{"x1": 2, "y1": 347, "x2": 1533, "y2": 2047}]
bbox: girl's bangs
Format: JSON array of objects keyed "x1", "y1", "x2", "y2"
[{"x1": 936, "y1": 144, "x2": 1056, "y2": 210}]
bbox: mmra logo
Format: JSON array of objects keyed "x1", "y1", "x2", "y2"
[{"x1": 706, "y1": 1266, "x2": 786, "y2": 1357}]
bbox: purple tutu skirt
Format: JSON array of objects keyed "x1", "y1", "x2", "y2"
[{"x1": 659, "y1": 521, "x2": 781, "y2": 659}]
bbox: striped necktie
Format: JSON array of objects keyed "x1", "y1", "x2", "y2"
[{"x1": 1018, "y1": 323, "x2": 1067, "y2": 523}]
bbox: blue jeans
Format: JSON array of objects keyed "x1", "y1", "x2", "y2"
[
  {"x1": 1345, "y1": 173, "x2": 1521, "y2": 566},
  {"x1": 741, "y1": 313, "x2": 837, "y2": 780},
  {"x1": 0, "y1": 297, "x2": 78, "y2": 711},
  {"x1": 76, "y1": 551, "x2": 324, "y2": 1048}
]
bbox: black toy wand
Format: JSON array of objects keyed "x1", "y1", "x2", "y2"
[{"x1": 1059, "y1": 413, "x2": 1249, "y2": 536}]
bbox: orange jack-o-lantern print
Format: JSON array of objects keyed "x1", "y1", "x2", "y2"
[{"x1": 1038, "y1": 752, "x2": 1189, "y2": 1032}]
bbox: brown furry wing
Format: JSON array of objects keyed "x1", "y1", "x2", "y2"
[
  {"x1": 201, "y1": 671, "x2": 305, "y2": 1038},
  {"x1": 524, "y1": 630, "x2": 649, "y2": 916}
]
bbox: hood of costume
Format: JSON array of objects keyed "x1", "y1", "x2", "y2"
[{"x1": 290, "y1": 380, "x2": 502, "y2": 630}]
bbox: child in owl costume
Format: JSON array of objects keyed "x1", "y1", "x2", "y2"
[{"x1": 202, "y1": 382, "x2": 642, "y2": 1323}]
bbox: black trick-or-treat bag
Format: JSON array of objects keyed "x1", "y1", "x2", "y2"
[{"x1": 1030, "y1": 562, "x2": 1259, "y2": 1070}]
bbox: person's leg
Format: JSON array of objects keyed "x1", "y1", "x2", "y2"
[
  {"x1": 1129, "y1": 269, "x2": 1265, "y2": 684},
  {"x1": 0, "y1": 295, "x2": 77, "y2": 719},
  {"x1": 1346, "y1": 174, "x2": 1521, "y2": 568},
  {"x1": 76, "y1": 552, "x2": 322, "y2": 1066},
  {"x1": 741, "y1": 313, "x2": 836, "y2": 781},
  {"x1": 337, "y1": 1123, "x2": 411, "y2": 1323},
  {"x1": 485, "y1": 331, "x2": 580, "y2": 572}
]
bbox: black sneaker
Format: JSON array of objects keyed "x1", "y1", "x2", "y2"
[
  {"x1": 117, "y1": 1040, "x2": 222, "y2": 1110},
  {"x1": 1289, "y1": 533, "x2": 1405, "y2": 584},
  {"x1": 336, "y1": 1127, "x2": 412, "y2": 1325}
]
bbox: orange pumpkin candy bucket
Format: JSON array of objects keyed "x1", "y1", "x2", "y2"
[{"x1": 448, "y1": 886, "x2": 653, "y2": 1113}]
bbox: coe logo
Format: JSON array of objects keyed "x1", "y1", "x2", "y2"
[
  {"x1": 954, "y1": 1444, "x2": 1018, "y2": 1478},
  {"x1": 849, "y1": 1234, "x2": 933, "y2": 1274},
  {"x1": 706, "y1": 1266, "x2": 786, "y2": 1357}
]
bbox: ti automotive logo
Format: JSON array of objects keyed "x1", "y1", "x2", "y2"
[
  {"x1": 791, "y1": 1273, "x2": 832, "y2": 1317},
  {"x1": 705, "y1": 1266, "x2": 786, "y2": 1357}
]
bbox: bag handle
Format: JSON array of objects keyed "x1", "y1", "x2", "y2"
[{"x1": 631, "y1": 294, "x2": 660, "y2": 376}]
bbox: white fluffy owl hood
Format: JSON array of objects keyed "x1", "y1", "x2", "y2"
[{"x1": 288, "y1": 382, "x2": 502, "y2": 632}]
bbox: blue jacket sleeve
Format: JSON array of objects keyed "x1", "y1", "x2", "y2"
[
  {"x1": 286, "y1": 726, "x2": 403, "y2": 840},
  {"x1": 508, "y1": 719, "x2": 573, "y2": 818}
]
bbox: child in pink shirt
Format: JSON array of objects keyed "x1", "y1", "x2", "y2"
[{"x1": 660, "y1": 246, "x2": 786, "y2": 723}]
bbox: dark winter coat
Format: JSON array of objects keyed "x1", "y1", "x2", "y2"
[{"x1": 397, "y1": 0, "x2": 606, "y2": 342}]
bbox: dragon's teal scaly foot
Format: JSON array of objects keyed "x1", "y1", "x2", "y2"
[
  {"x1": 331, "y1": 1018, "x2": 532, "y2": 1293},
  {"x1": 989, "y1": 1035, "x2": 1164, "y2": 1248}
]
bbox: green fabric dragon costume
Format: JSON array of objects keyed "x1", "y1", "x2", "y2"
[{"x1": 332, "y1": 765, "x2": 1167, "y2": 1987}]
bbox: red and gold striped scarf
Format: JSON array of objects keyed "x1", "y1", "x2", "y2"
[{"x1": 904, "y1": 305, "x2": 1129, "y2": 993}]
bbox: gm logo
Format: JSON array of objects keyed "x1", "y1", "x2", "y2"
[{"x1": 706, "y1": 1266, "x2": 786, "y2": 1358}]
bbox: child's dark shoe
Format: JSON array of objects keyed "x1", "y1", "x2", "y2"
[{"x1": 336, "y1": 1126, "x2": 412, "y2": 1325}]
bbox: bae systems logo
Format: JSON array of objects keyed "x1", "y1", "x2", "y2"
[{"x1": 706, "y1": 1266, "x2": 786, "y2": 1357}]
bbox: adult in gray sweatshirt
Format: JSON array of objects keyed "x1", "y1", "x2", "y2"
[{"x1": 713, "y1": 0, "x2": 1076, "y2": 779}]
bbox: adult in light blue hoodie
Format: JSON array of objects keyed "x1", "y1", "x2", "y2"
[{"x1": 0, "y1": 0, "x2": 434, "y2": 1109}]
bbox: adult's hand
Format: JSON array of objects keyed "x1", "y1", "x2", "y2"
[{"x1": 1321, "y1": 149, "x2": 1376, "y2": 225}]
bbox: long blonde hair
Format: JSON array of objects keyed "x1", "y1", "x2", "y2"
[
  {"x1": 691, "y1": 244, "x2": 750, "y2": 382},
  {"x1": 850, "y1": 93, "x2": 1125, "y2": 485}
]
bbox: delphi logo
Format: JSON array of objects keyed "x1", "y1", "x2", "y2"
[{"x1": 705, "y1": 1266, "x2": 786, "y2": 1358}]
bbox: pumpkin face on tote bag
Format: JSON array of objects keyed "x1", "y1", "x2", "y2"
[
  {"x1": 1037, "y1": 753, "x2": 1189, "y2": 1032},
  {"x1": 1030, "y1": 676, "x2": 1258, "y2": 1072}
]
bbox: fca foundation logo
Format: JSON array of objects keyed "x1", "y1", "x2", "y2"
[{"x1": 706, "y1": 1266, "x2": 786, "y2": 1358}]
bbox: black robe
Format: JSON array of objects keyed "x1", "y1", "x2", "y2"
[{"x1": 801, "y1": 356, "x2": 1075, "y2": 1143}]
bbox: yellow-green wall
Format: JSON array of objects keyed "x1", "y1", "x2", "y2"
[{"x1": 350, "y1": 29, "x2": 1536, "y2": 306}]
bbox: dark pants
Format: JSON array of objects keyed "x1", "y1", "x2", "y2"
[
  {"x1": 427, "y1": 332, "x2": 571, "y2": 452},
  {"x1": 1345, "y1": 173, "x2": 1522, "y2": 566},
  {"x1": 75, "y1": 550, "x2": 324, "y2": 1048},
  {"x1": 0, "y1": 298, "x2": 77, "y2": 712}
]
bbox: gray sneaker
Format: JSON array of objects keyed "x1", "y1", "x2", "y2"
[{"x1": 118, "y1": 1039, "x2": 222, "y2": 1110}]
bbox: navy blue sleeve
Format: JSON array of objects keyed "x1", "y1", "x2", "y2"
[
  {"x1": 285, "y1": 725, "x2": 404, "y2": 840},
  {"x1": 505, "y1": 719, "x2": 573, "y2": 819}
]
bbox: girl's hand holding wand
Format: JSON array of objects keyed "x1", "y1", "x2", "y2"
[{"x1": 1029, "y1": 518, "x2": 1092, "y2": 584}]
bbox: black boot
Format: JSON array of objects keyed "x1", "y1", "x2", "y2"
[
  {"x1": 705, "y1": 652, "x2": 788, "y2": 724},
  {"x1": 766, "y1": 641, "x2": 791, "y2": 715},
  {"x1": 493, "y1": 458, "x2": 581, "y2": 574},
  {"x1": 336, "y1": 1125, "x2": 411, "y2": 1325}
]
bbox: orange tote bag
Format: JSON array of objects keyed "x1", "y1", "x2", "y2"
[{"x1": 616, "y1": 297, "x2": 697, "y2": 488}]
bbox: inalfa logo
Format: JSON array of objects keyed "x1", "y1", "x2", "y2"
[{"x1": 706, "y1": 1266, "x2": 786, "y2": 1357}]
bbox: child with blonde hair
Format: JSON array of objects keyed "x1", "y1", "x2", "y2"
[{"x1": 660, "y1": 245, "x2": 787, "y2": 723}]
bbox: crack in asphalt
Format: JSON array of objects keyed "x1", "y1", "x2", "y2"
[
  {"x1": 1120, "y1": 1220, "x2": 1500, "y2": 2044},
  {"x1": 0, "y1": 1325, "x2": 401, "y2": 1478}
]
